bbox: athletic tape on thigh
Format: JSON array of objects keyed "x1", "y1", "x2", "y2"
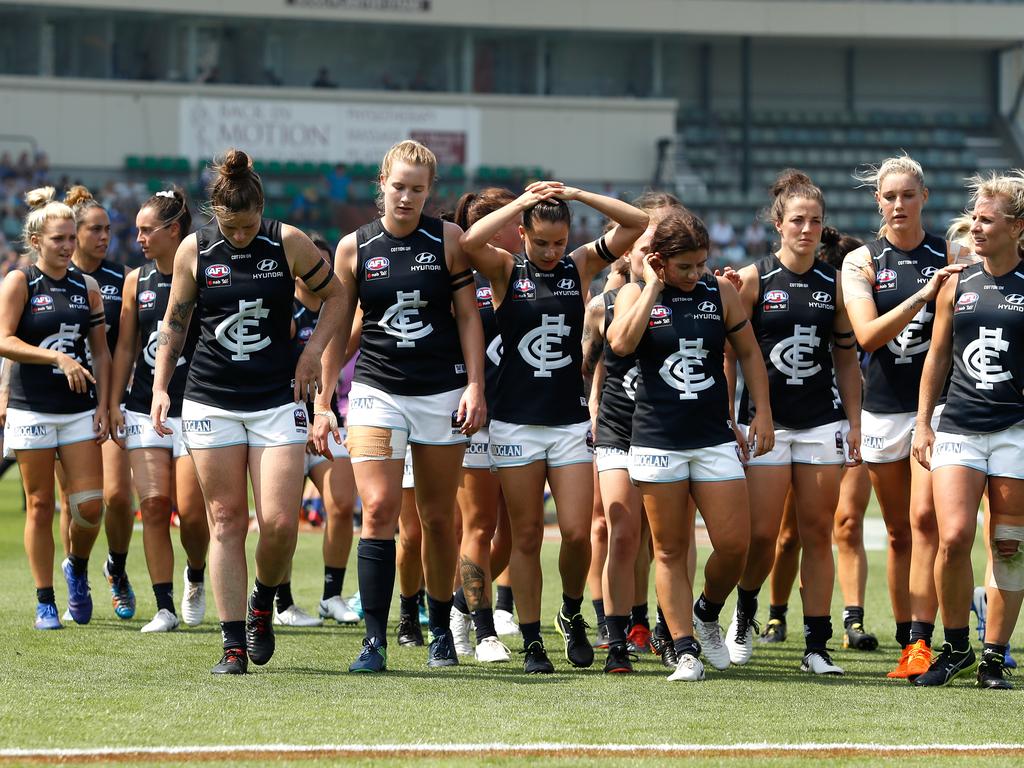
[
  {"x1": 67, "y1": 490, "x2": 104, "y2": 529},
  {"x1": 345, "y1": 426, "x2": 402, "y2": 460},
  {"x1": 989, "y1": 524, "x2": 1024, "y2": 592}
]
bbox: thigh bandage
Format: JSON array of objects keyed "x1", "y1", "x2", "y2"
[{"x1": 345, "y1": 425, "x2": 404, "y2": 461}]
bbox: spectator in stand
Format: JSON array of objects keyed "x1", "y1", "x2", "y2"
[
  {"x1": 743, "y1": 219, "x2": 769, "y2": 258},
  {"x1": 709, "y1": 215, "x2": 735, "y2": 250},
  {"x1": 313, "y1": 67, "x2": 337, "y2": 88},
  {"x1": 326, "y1": 164, "x2": 352, "y2": 227}
]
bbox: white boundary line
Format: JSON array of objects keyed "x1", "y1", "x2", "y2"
[{"x1": 2, "y1": 743, "x2": 1024, "y2": 759}]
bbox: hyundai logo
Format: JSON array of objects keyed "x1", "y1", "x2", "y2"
[
  {"x1": 557, "y1": 279, "x2": 575, "y2": 291},
  {"x1": 257, "y1": 259, "x2": 278, "y2": 272},
  {"x1": 698, "y1": 301, "x2": 717, "y2": 313},
  {"x1": 922, "y1": 266, "x2": 938, "y2": 278},
  {"x1": 812, "y1": 291, "x2": 832, "y2": 303},
  {"x1": 70, "y1": 295, "x2": 85, "y2": 305},
  {"x1": 415, "y1": 252, "x2": 436, "y2": 265},
  {"x1": 1005, "y1": 294, "x2": 1024, "y2": 305},
  {"x1": 100, "y1": 284, "x2": 119, "y2": 295}
]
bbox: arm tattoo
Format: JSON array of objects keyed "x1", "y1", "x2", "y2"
[
  {"x1": 155, "y1": 330, "x2": 183, "y2": 360},
  {"x1": 901, "y1": 293, "x2": 926, "y2": 315},
  {"x1": 459, "y1": 555, "x2": 488, "y2": 612},
  {"x1": 168, "y1": 299, "x2": 194, "y2": 333}
]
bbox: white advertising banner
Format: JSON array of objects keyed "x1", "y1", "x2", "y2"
[{"x1": 179, "y1": 97, "x2": 480, "y2": 166}]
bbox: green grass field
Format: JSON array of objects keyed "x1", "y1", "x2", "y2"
[{"x1": 0, "y1": 468, "x2": 1020, "y2": 767}]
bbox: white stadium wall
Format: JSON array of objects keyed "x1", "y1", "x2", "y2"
[{"x1": 0, "y1": 76, "x2": 676, "y2": 182}]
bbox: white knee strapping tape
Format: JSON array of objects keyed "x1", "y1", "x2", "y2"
[
  {"x1": 67, "y1": 490, "x2": 104, "y2": 529},
  {"x1": 989, "y1": 524, "x2": 1024, "y2": 592}
]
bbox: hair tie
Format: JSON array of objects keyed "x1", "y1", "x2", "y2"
[{"x1": 155, "y1": 190, "x2": 176, "y2": 199}]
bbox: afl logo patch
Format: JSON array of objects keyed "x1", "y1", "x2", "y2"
[
  {"x1": 414, "y1": 252, "x2": 436, "y2": 265},
  {"x1": 205, "y1": 263, "x2": 231, "y2": 288},
  {"x1": 556, "y1": 278, "x2": 576, "y2": 291},
  {"x1": 955, "y1": 291, "x2": 979, "y2": 313},
  {"x1": 138, "y1": 290, "x2": 156, "y2": 305},
  {"x1": 298, "y1": 326, "x2": 314, "y2": 342},
  {"x1": 875, "y1": 268, "x2": 897, "y2": 291},
  {"x1": 257, "y1": 259, "x2": 278, "y2": 272},
  {"x1": 30, "y1": 294, "x2": 54, "y2": 312},
  {"x1": 476, "y1": 285, "x2": 492, "y2": 308},
  {"x1": 812, "y1": 291, "x2": 832, "y2": 304},
  {"x1": 698, "y1": 301, "x2": 717, "y2": 313},
  {"x1": 365, "y1": 256, "x2": 390, "y2": 280},
  {"x1": 763, "y1": 289, "x2": 789, "y2": 312},
  {"x1": 100, "y1": 284, "x2": 120, "y2": 296},
  {"x1": 512, "y1": 278, "x2": 536, "y2": 300},
  {"x1": 648, "y1": 304, "x2": 672, "y2": 327},
  {"x1": 293, "y1": 407, "x2": 308, "y2": 429}
]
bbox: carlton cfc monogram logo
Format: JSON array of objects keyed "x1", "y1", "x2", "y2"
[
  {"x1": 518, "y1": 313, "x2": 572, "y2": 378},
  {"x1": 380, "y1": 289, "x2": 434, "y2": 348},
  {"x1": 887, "y1": 306, "x2": 932, "y2": 364},
  {"x1": 770, "y1": 324, "x2": 822, "y2": 384},
  {"x1": 963, "y1": 326, "x2": 1012, "y2": 390},
  {"x1": 215, "y1": 299, "x2": 270, "y2": 361},
  {"x1": 622, "y1": 363, "x2": 639, "y2": 401},
  {"x1": 40, "y1": 323, "x2": 82, "y2": 373},
  {"x1": 486, "y1": 335, "x2": 503, "y2": 367},
  {"x1": 659, "y1": 339, "x2": 713, "y2": 400}
]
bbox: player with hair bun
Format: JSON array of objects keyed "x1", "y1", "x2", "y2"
[
  {"x1": 0, "y1": 188, "x2": 110, "y2": 629},
  {"x1": 64, "y1": 185, "x2": 136, "y2": 622},
  {"x1": 153, "y1": 149, "x2": 349, "y2": 674},
  {"x1": 729, "y1": 170, "x2": 862, "y2": 676},
  {"x1": 108, "y1": 187, "x2": 209, "y2": 633}
]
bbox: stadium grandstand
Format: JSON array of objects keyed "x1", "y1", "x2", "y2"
[{"x1": 1, "y1": 0, "x2": 1023, "y2": 269}]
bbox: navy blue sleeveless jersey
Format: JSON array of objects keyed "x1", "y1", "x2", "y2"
[
  {"x1": 493, "y1": 254, "x2": 588, "y2": 426},
  {"x1": 292, "y1": 298, "x2": 341, "y2": 422},
  {"x1": 185, "y1": 219, "x2": 295, "y2": 411},
  {"x1": 631, "y1": 276, "x2": 733, "y2": 451},
  {"x1": 939, "y1": 262, "x2": 1024, "y2": 435},
  {"x1": 863, "y1": 233, "x2": 948, "y2": 414},
  {"x1": 475, "y1": 271, "x2": 501, "y2": 408},
  {"x1": 353, "y1": 216, "x2": 466, "y2": 396},
  {"x1": 69, "y1": 258, "x2": 125, "y2": 355},
  {"x1": 738, "y1": 255, "x2": 843, "y2": 430},
  {"x1": 8, "y1": 266, "x2": 95, "y2": 414},
  {"x1": 125, "y1": 264, "x2": 198, "y2": 418},
  {"x1": 596, "y1": 287, "x2": 638, "y2": 451}
]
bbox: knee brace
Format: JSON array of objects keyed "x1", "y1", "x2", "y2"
[
  {"x1": 989, "y1": 525, "x2": 1024, "y2": 592},
  {"x1": 67, "y1": 490, "x2": 105, "y2": 529}
]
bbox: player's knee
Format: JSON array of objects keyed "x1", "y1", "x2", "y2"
[
  {"x1": 139, "y1": 495, "x2": 172, "y2": 525},
  {"x1": 68, "y1": 490, "x2": 104, "y2": 529},
  {"x1": 991, "y1": 526, "x2": 1024, "y2": 592}
]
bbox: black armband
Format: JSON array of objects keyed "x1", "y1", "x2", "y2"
[
  {"x1": 449, "y1": 268, "x2": 472, "y2": 284},
  {"x1": 726, "y1": 319, "x2": 748, "y2": 334},
  {"x1": 89, "y1": 312, "x2": 105, "y2": 328},
  {"x1": 833, "y1": 330, "x2": 855, "y2": 339},
  {"x1": 300, "y1": 258, "x2": 328, "y2": 283},
  {"x1": 595, "y1": 235, "x2": 616, "y2": 264},
  {"x1": 834, "y1": 341, "x2": 856, "y2": 349},
  {"x1": 451, "y1": 274, "x2": 474, "y2": 291},
  {"x1": 308, "y1": 272, "x2": 333, "y2": 294}
]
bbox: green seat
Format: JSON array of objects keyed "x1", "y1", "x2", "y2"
[
  {"x1": 284, "y1": 161, "x2": 302, "y2": 176},
  {"x1": 125, "y1": 155, "x2": 142, "y2": 171},
  {"x1": 266, "y1": 161, "x2": 284, "y2": 177}
]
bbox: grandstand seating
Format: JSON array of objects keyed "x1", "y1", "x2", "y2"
[{"x1": 676, "y1": 108, "x2": 1021, "y2": 237}]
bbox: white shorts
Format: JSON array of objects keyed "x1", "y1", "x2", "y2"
[
  {"x1": 305, "y1": 429, "x2": 349, "y2": 475},
  {"x1": 629, "y1": 442, "x2": 745, "y2": 484},
  {"x1": 596, "y1": 445, "x2": 630, "y2": 473},
  {"x1": 862, "y1": 406, "x2": 944, "y2": 464},
  {"x1": 124, "y1": 410, "x2": 188, "y2": 459},
  {"x1": 931, "y1": 424, "x2": 1024, "y2": 479},
  {"x1": 346, "y1": 382, "x2": 468, "y2": 462},
  {"x1": 744, "y1": 420, "x2": 847, "y2": 467},
  {"x1": 402, "y1": 445, "x2": 415, "y2": 489},
  {"x1": 180, "y1": 399, "x2": 308, "y2": 450},
  {"x1": 3, "y1": 407, "x2": 96, "y2": 457},
  {"x1": 463, "y1": 426, "x2": 492, "y2": 470},
  {"x1": 488, "y1": 420, "x2": 593, "y2": 468}
]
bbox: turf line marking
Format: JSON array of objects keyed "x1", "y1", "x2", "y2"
[{"x1": 2, "y1": 743, "x2": 1024, "y2": 763}]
